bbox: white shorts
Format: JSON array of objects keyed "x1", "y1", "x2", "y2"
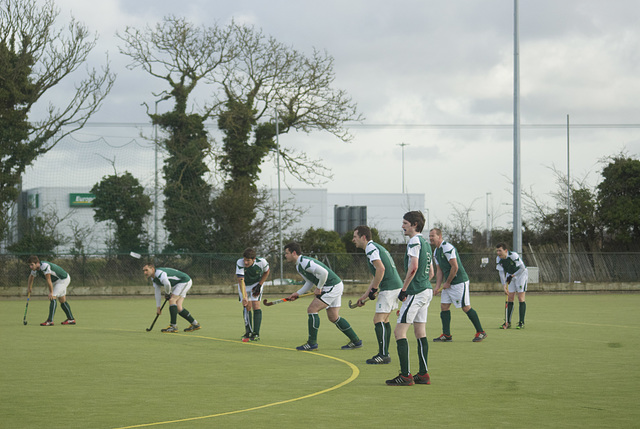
[
  {"x1": 52, "y1": 275, "x2": 71, "y2": 298},
  {"x1": 440, "y1": 281, "x2": 471, "y2": 308},
  {"x1": 507, "y1": 271, "x2": 528, "y2": 293},
  {"x1": 238, "y1": 282, "x2": 262, "y2": 302},
  {"x1": 376, "y1": 289, "x2": 400, "y2": 313},
  {"x1": 398, "y1": 289, "x2": 433, "y2": 324},
  {"x1": 171, "y1": 280, "x2": 192, "y2": 297},
  {"x1": 318, "y1": 281, "x2": 344, "y2": 308}
]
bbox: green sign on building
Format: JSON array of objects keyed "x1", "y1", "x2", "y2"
[{"x1": 69, "y1": 193, "x2": 96, "y2": 207}]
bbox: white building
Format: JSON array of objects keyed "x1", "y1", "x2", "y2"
[{"x1": 16, "y1": 187, "x2": 425, "y2": 253}]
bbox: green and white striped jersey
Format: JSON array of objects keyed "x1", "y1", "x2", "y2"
[
  {"x1": 296, "y1": 256, "x2": 341, "y2": 288},
  {"x1": 404, "y1": 234, "x2": 432, "y2": 294},
  {"x1": 365, "y1": 241, "x2": 402, "y2": 291},
  {"x1": 31, "y1": 261, "x2": 68, "y2": 282},
  {"x1": 236, "y1": 257, "x2": 269, "y2": 285},
  {"x1": 152, "y1": 267, "x2": 191, "y2": 293},
  {"x1": 433, "y1": 241, "x2": 469, "y2": 284},
  {"x1": 496, "y1": 251, "x2": 527, "y2": 282}
]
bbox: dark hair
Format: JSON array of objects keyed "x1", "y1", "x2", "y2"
[
  {"x1": 353, "y1": 225, "x2": 372, "y2": 241},
  {"x1": 243, "y1": 248, "x2": 257, "y2": 259},
  {"x1": 27, "y1": 255, "x2": 40, "y2": 264},
  {"x1": 284, "y1": 242, "x2": 302, "y2": 255},
  {"x1": 143, "y1": 261, "x2": 156, "y2": 269},
  {"x1": 403, "y1": 211, "x2": 425, "y2": 233},
  {"x1": 496, "y1": 242, "x2": 508, "y2": 250}
]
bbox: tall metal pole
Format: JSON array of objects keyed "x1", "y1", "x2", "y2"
[
  {"x1": 486, "y1": 192, "x2": 492, "y2": 248},
  {"x1": 153, "y1": 101, "x2": 159, "y2": 256},
  {"x1": 567, "y1": 114, "x2": 571, "y2": 284},
  {"x1": 398, "y1": 143, "x2": 408, "y2": 194},
  {"x1": 513, "y1": 0, "x2": 522, "y2": 254},
  {"x1": 276, "y1": 109, "x2": 283, "y2": 283}
]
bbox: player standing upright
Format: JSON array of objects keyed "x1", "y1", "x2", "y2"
[
  {"x1": 386, "y1": 211, "x2": 434, "y2": 386},
  {"x1": 429, "y1": 228, "x2": 487, "y2": 342},
  {"x1": 26, "y1": 256, "x2": 76, "y2": 326},
  {"x1": 496, "y1": 243, "x2": 529, "y2": 329},
  {"x1": 284, "y1": 242, "x2": 362, "y2": 351},
  {"x1": 236, "y1": 248, "x2": 270, "y2": 341},
  {"x1": 352, "y1": 225, "x2": 402, "y2": 364},
  {"x1": 143, "y1": 263, "x2": 201, "y2": 333}
]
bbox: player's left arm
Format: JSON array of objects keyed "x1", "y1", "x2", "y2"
[
  {"x1": 44, "y1": 273, "x2": 54, "y2": 299},
  {"x1": 400, "y1": 255, "x2": 419, "y2": 301},
  {"x1": 444, "y1": 257, "x2": 459, "y2": 289},
  {"x1": 361, "y1": 259, "x2": 384, "y2": 304}
]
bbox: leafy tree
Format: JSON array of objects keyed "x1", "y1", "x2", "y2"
[
  {"x1": 341, "y1": 227, "x2": 383, "y2": 253},
  {"x1": 0, "y1": 0, "x2": 114, "y2": 242},
  {"x1": 91, "y1": 172, "x2": 152, "y2": 254},
  {"x1": 8, "y1": 211, "x2": 62, "y2": 259},
  {"x1": 597, "y1": 154, "x2": 640, "y2": 246}
]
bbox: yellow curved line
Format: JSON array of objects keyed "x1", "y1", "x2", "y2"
[{"x1": 113, "y1": 331, "x2": 360, "y2": 429}]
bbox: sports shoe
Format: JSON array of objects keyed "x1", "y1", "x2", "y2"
[
  {"x1": 433, "y1": 334, "x2": 452, "y2": 342},
  {"x1": 366, "y1": 354, "x2": 392, "y2": 364},
  {"x1": 250, "y1": 334, "x2": 260, "y2": 341},
  {"x1": 516, "y1": 322, "x2": 525, "y2": 330},
  {"x1": 413, "y1": 372, "x2": 431, "y2": 385},
  {"x1": 500, "y1": 322, "x2": 511, "y2": 329},
  {"x1": 40, "y1": 320, "x2": 54, "y2": 326},
  {"x1": 472, "y1": 331, "x2": 488, "y2": 342},
  {"x1": 61, "y1": 319, "x2": 76, "y2": 325},
  {"x1": 385, "y1": 373, "x2": 414, "y2": 386},
  {"x1": 184, "y1": 323, "x2": 201, "y2": 332},
  {"x1": 296, "y1": 342, "x2": 318, "y2": 351},
  {"x1": 161, "y1": 325, "x2": 178, "y2": 333},
  {"x1": 341, "y1": 339, "x2": 363, "y2": 350}
]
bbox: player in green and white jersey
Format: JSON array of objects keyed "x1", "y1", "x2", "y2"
[
  {"x1": 429, "y1": 228, "x2": 487, "y2": 342},
  {"x1": 284, "y1": 242, "x2": 361, "y2": 351},
  {"x1": 352, "y1": 225, "x2": 402, "y2": 365},
  {"x1": 236, "y1": 248, "x2": 270, "y2": 341},
  {"x1": 142, "y1": 263, "x2": 201, "y2": 333},
  {"x1": 27, "y1": 255, "x2": 76, "y2": 326},
  {"x1": 496, "y1": 242, "x2": 529, "y2": 329},
  {"x1": 386, "y1": 211, "x2": 434, "y2": 386}
]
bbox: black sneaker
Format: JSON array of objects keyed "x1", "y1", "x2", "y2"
[
  {"x1": 341, "y1": 339, "x2": 363, "y2": 350},
  {"x1": 385, "y1": 373, "x2": 414, "y2": 386},
  {"x1": 161, "y1": 325, "x2": 178, "y2": 333},
  {"x1": 184, "y1": 323, "x2": 201, "y2": 332},
  {"x1": 250, "y1": 334, "x2": 260, "y2": 341},
  {"x1": 296, "y1": 342, "x2": 318, "y2": 351},
  {"x1": 472, "y1": 331, "x2": 488, "y2": 342},
  {"x1": 366, "y1": 354, "x2": 392, "y2": 364},
  {"x1": 516, "y1": 322, "x2": 525, "y2": 330},
  {"x1": 413, "y1": 372, "x2": 431, "y2": 385},
  {"x1": 433, "y1": 334, "x2": 452, "y2": 342}
]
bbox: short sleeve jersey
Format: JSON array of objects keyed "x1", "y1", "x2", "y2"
[
  {"x1": 236, "y1": 257, "x2": 270, "y2": 285},
  {"x1": 152, "y1": 268, "x2": 191, "y2": 288},
  {"x1": 404, "y1": 234, "x2": 432, "y2": 294},
  {"x1": 433, "y1": 241, "x2": 469, "y2": 284},
  {"x1": 365, "y1": 241, "x2": 402, "y2": 291},
  {"x1": 296, "y1": 256, "x2": 342, "y2": 287},
  {"x1": 496, "y1": 251, "x2": 527, "y2": 276},
  {"x1": 31, "y1": 261, "x2": 68, "y2": 282}
]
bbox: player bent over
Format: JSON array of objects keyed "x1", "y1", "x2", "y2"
[
  {"x1": 386, "y1": 211, "x2": 434, "y2": 386},
  {"x1": 143, "y1": 263, "x2": 201, "y2": 333},
  {"x1": 496, "y1": 243, "x2": 529, "y2": 329},
  {"x1": 27, "y1": 256, "x2": 76, "y2": 326},
  {"x1": 429, "y1": 228, "x2": 487, "y2": 342},
  {"x1": 284, "y1": 242, "x2": 362, "y2": 351},
  {"x1": 352, "y1": 226, "x2": 403, "y2": 364},
  {"x1": 236, "y1": 248, "x2": 270, "y2": 341}
]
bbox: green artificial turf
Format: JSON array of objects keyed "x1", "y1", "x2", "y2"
[{"x1": 1, "y1": 293, "x2": 638, "y2": 428}]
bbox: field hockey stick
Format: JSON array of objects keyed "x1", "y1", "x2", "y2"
[
  {"x1": 503, "y1": 276, "x2": 512, "y2": 328},
  {"x1": 146, "y1": 298, "x2": 169, "y2": 332},
  {"x1": 23, "y1": 289, "x2": 31, "y2": 325},
  {"x1": 263, "y1": 292, "x2": 314, "y2": 307},
  {"x1": 348, "y1": 297, "x2": 369, "y2": 309}
]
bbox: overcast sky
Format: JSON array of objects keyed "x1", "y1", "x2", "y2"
[{"x1": 23, "y1": 0, "x2": 640, "y2": 232}]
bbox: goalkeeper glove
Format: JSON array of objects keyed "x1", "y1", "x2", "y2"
[
  {"x1": 398, "y1": 289, "x2": 408, "y2": 301},
  {"x1": 252, "y1": 284, "x2": 262, "y2": 297},
  {"x1": 368, "y1": 288, "x2": 378, "y2": 300}
]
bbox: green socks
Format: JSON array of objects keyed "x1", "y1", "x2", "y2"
[
  {"x1": 243, "y1": 308, "x2": 253, "y2": 334},
  {"x1": 374, "y1": 322, "x2": 392, "y2": 356},
  {"x1": 507, "y1": 302, "x2": 514, "y2": 324},
  {"x1": 308, "y1": 313, "x2": 320, "y2": 344},
  {"x1": 48, "y1": 299, "x2": 57, "y2": 321},
  {"x1": 417, "y1": 337, "x2": 429, "y2": 375},
  {"x1": 169, "y1": 304, "x2": 178, "y2": 325},
  {"x1": 253, "y1": 309, "x2": 262, "y2": 335},
  {"x1": 466, "y1": 308, "x2": 484, "y2": 333},
  {"x1": 519, "y1": 301, "x2": 526, "y2": 323},
  {"x1": 179, "y1": 308, "x2": 195, "y2": 324},
  {"x1": 396, "y1": 338, "x2": 410, "y2": 376},
  {"x1": 334, "y1": 317, "x2": 359, "y2": 342},
  {"x1": 60, "y1": 301, "x2": 74, "y2": 320},
  {"x1": 441, "y1": 310, "x2": 451, "y2": 335}
]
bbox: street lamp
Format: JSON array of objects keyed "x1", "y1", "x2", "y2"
[
  {"x1": 153, "y1": 94, "x2": 170, "y2": 255},
  {"x1": 486, "y1": 192, "x2": 492, "y2": 247},
  {"x1": 397, "y1": 143, "x2": 409, "y2": 193}
]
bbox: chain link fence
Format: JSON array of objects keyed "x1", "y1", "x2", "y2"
[{"x1": 2, "y1": 251, "x2": 639, "y2": 289}]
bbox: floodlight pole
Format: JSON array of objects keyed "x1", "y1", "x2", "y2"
[
  {"x1": 567, "y1": 114, "x2": 571, "y2": 284},
  {"x1": 276, "y1": 109, "x2": 283, "y2": 284},
  {"x1": 512, "y1": 0, "x2": 522, "y2": 254}
]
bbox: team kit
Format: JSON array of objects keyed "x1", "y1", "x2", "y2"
[{"x1": 25, "y1": 211, "x2": 528, "y2": 386}]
